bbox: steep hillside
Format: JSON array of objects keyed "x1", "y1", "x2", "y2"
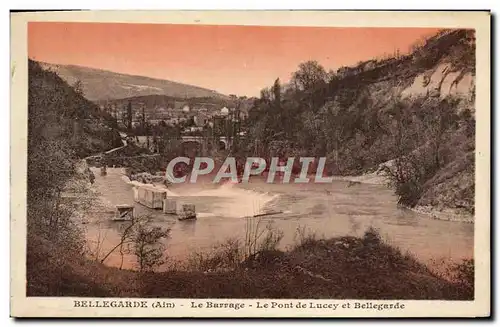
[
  {"x1": 329, "y1": 29, "x2": 475, "y2": 114},
  {"x1": 29, "y1": 60, "x2": 123, "y2": 158},
  {"x1": 334, "y1": 29, "x2": 476, "y2": 215},
  {"x1": 27, "y1": 59, "x2": 124, "y2": 284},
  {"x1": 246, "y1": 29, "x2": 476, "y2": 217},
  {"x1": 38, "y1": 62, "x2": 229, "y2": 101}
]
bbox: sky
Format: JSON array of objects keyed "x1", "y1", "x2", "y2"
[{"x1": 28, "y1": 22, "x2": 441, "y2": 97}]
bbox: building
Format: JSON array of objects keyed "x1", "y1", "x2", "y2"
[
  {"x1": 220, "y1": 107, "x2": 229, "y2": 116},
  {"x1": 184, "y1": 126, "x2": 204, "y2": 133}
]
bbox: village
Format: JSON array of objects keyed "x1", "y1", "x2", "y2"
[
  {"x1": 86, "y1": 98, "x2": 269, "y2": 225},
  {"x1": 99, "y1": 99, "x2": 249, "y2": 137}
]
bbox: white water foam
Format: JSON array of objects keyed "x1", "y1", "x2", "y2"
[
  {"x1": 120, "y1": 175, "x2": 279, "y2": 218},
  {"x1": 122, "y1": 176, "x2": 181, "y2": 197},
  {"x1": 187, "y1": 182, "x2": 280, "y2": 218},
  {"x1": 196, "y1": 212, "x2": 217, "y2": 218}
]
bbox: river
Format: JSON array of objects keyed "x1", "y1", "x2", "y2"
[{"x1": 83, "y1": 168, "x2": 473, "y2": 271}]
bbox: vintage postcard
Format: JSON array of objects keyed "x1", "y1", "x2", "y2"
[{"x1": 10, "y1": 10, "x2": 491, "y2": 318}]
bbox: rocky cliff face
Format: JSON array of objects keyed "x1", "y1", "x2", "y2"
[
  {"x1": 339, "y1": 29, "x2": 475, "y2": 106},
  {"x1": 401, "y1": 63, "x2": 475, "y2": 101}
]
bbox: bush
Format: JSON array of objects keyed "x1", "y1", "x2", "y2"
[
  {"x1": 185, "y1": 218, "x2": 285, "y2": 272},
  {"x1": 133, "y1": 224, "x2": 171, "y2": 272},
  {"x1": 294, "y1": 225, "x2": 318, "y2": 248},
  {"x1": 449, "y1": 259, "x2": 474, "y2": 298},
  {"x1": 362, "y1": 227, "x2": 382, "y2": 246},
  {"x1": 187, "y1": 238, "x2": 243, "y2": 272}
]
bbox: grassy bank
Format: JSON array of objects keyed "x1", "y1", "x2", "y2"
[{"x1": 27, "y1": 228, "x2": 473, "y2": 300}]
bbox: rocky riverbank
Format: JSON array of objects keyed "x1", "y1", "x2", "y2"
[
  {"x1": 335, "y1": 166, "x2": 474, "y2": 223},
  {"x1": 410, "y1": 205, "x2": 474, "y2": 223}
]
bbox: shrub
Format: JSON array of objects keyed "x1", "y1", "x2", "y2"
[
  {"x1": 362, "y1": 227, "x2": 382, "y2": 246},
  {"x1": 449, "y1": 259, "x2": 474, "y2": 298},
  {"x1": 133, "y1": 224, "x2": 171, "y2": 272}
]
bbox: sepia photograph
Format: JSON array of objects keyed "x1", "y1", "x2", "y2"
[{"x1": 10, "y1": 10, "x2": 491, "y2": 318}]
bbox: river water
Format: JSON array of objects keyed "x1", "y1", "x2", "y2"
[{"x1": 84, "y1": 168, "x2": 473, "y2": 271}]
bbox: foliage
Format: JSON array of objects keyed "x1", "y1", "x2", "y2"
[
  {"x1": 27, "y1": 60, "x2": 107, "y2": 242},
  {"x1": 96, "y1": 215, "x2": 171, "y2": 272},
  {"x1": 449, "y1": 259, "x2": 474, "y2": 297},
  {"x1": 294, "y1": 225, "x2": 318, "y2": 247},
  {"x1": 185, "y1": 217, "x2": 284, "y2": 272},
  {"x1": 362, "y1": 226, "x2": 383, "y2": 247},
  {"x1": 382, "y1": 96, "x2": 466, "y2": 207},
  {"x1": 244, "y1": 29, "x2": 475, "y2": 209},
  {"x1": 244, "y1": 217, "x2": 284, "y2": 258},
  {"x1": 291, "y1": 60, "x2": 329, "y2": 91},
  {"x1": 133, "y1": 224, "x2": 171, "y2": 272},
  {"x1": 27, "y1": 59, "x2": 125, "y2": 294}
]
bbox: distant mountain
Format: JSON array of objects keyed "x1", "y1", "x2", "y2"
[{"x1": 37, "y1": 62, "x2": 229, "y2": 102}]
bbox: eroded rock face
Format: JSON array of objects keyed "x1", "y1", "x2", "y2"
[{"x1": 401, "y1": 63, "x2": 475, "y2": 101}]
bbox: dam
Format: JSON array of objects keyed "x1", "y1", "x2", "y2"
[
  {"x1": 133, "y1": 184, "x2": 167, "y2": 209},
  {"x1": 130, "y1": 181, "x2": 197, "y2": 220}
]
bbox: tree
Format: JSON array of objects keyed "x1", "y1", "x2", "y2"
[
  {"x1": 133, "y1": 225, "x2": 171, "y2": 272},
  {"x1": 99, "y1": 216, "x2": 139, "y2": 267},
  {"x1": 326, "y1": 69, "x2": 336, "y2": 82},
  {"x1": 259, "y1": 87, "x2": 271, "y2": 102},
  {"x1": 72, "y1": 79, "x2": 84, "y2": 95},
  {"x1": 98, "y1": 215, "x2": 171, "y2": 272},
  {"x1": 27, "y1": 61, "x2": 102, "y2": 295},
  {"x1": 383, "y1": 96, "x2": 461, "y2": 207},
  {"x1": 424, "y1": 98, "x2": 459, "y2": 169},
  {"x1": 141, "y1": 105, "x2": 146, "y2": 134},
  {"x1": 272, "y1": 78, "x2": 281, "y2": 108},
  {"x1": 127, "y1": 101, "x2": 133, "y2": 131},
  {"x1": 291, "y1": 60, "x2": 328, "y2": 91}
]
